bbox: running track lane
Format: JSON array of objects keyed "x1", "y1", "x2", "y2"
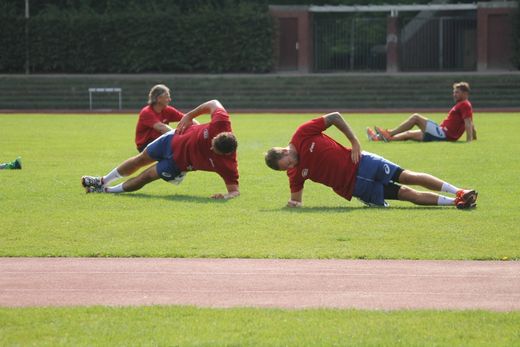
[{"x1": 1, "y1": 258, "x2": 519, "y2": 311}]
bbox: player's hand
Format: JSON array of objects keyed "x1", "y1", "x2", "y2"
[
  {"x1": 211, "y1": 191, "x2": 239, "y2": 200},
  {"x1": 287, "y1": 200, "x2": 302, "y2": 208},
  {"x1": 351, "y1": 140, "x2": 361, "y2": 164},
  {"x1": 176, "y1": 115, "x2": 193, "y2": 134}
]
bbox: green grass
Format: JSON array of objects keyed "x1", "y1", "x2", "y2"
[
  {"x1": 1, "y1": 113, "x2": 519, "y2": 259},
  {"x1": 1, "y1": 306, "x2": 519, "y2": 346}
]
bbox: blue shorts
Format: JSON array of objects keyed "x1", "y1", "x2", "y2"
[
  {"x1": 353, "y1": 152, "x2": 402, "y2": 206},
  {"x1": 144, "y1": 131, "x2": 182, "y2": 182},
  {"x1": 423, "y1": 120, "x2": 447, "y2": 142}
]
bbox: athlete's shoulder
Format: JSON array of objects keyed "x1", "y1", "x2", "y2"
[{"x1": 139, "y1": 105, "x2": 152, "y2": 115}]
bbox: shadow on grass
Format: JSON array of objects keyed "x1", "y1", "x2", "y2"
[
  {"x1": 261, "y1": 205, "x2": 465, "y2": 213},
  {"x1": 116, "y1": 193, "x2": 226, "y2": 204},
  {"x1": 259, "y1": 206, "x2": 359, "y2": 213}
]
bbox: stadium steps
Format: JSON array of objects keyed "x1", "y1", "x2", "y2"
[{"x1": 0, "y1": 74, "x2": 519, "y2": 111}]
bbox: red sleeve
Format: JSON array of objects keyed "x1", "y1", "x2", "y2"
[
  {"x1": 460, "y1": 102, "x2": 473, "y2": 119},
  {"x1": 218, "y1": 156, "x2": 239, "y2": 186},
  {"x1": 209, "y1": 108, "x2": 232, "y2": 136},
  {"x1": 291, "y1": 117, "x2": 326, "y2": 146},
  {"x1": 139, "y1": 108, "x2": 161, "y2": 128},
  {"x1": 288, "y1": 168, "x2": 305, "y2": 193},
  {"x1": 211, "y1": 107, "x2": 230, "y2": 123},
  {"x1": 164, "y1": 106, "x2": 184, "y2": 123}
]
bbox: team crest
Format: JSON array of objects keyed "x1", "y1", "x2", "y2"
[
  {"x1": 302, "y1": 168, "x2": 308, "y2": 177},
  {"x1": 203, "y1": 129, "x2": 209, "y2": 139}
]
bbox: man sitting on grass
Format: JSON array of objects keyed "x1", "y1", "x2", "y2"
[
  {"x1": 265, "y1": 112, "x2": 477, "y2": 209},
  {"x1": 81, "y1": 100, "x2": 239, "y2": 200},
  {"x1": 366, "y1": 82, "x2": 477, "y2": 143}
]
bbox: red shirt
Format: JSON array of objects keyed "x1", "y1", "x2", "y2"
[
  {"x1": 287, "y1": 117, "x2": 359, "y2": 200},
  {"x1": 171, "y1": 108, "x2": 239, "y2": 185},
  {"x1": 135, "y1": 105, "x2": 184, "y2": 149},
  {"x1": 440, "y1": 100, "x2": 473, "y2": 141}
]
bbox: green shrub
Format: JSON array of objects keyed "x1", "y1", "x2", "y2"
[{"x1": 0, "y1": 2, "x2": 273, "y2": 73}]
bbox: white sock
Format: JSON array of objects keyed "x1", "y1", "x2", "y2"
[
  {"x1": 437, "y1": 195, "x2": 455, "y2": 206},
  {"x1": 103, "y1": 168, "x2": 122, "y2": 186},
  {"x1": 441, "y1": 182, "x2": 459, "y2": 195},
  {"x1": 105, "y1": 183, "x2": 125, "y2": 193}
]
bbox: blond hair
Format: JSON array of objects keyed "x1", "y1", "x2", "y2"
[
  {"x1": 453, "y1": 82, "x2": 470, "y2": 93},
  {"x1": 148, "y1": 84, "x2": 170, "y2": 105}
]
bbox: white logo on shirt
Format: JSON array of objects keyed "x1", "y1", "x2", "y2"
[
  {"x1": 309, "y1": 142, "x2": 315, "y2": 152},
  {"x1": 302, "y1": 168, "x2": 308, "y2": 177},
  {"x1": 187, "y1": 165, "x2": 193, "y2": 171},
  {"x1": 209, "y1": 158, "x2": 215, "y2": 168},
  {"x1": 162, "y1": 172, "x2": 172, "y2": 178},
  {"x1": 383, "y1": 164, "x2": 390, "y2": 175},
  {"x1": 203, "y1": 129, "x2": 209, "y2": 139}
]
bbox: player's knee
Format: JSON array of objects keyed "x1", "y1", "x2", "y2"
[{"x1": 411, "y1": 114, "x2": 424, "y2": 123}]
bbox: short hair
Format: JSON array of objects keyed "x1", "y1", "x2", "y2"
[
  {"x1": 453, "y1": 82, "x2": 470, "y2": 93},
  {"x1": 212, "y1": 132, "x2": 237, "y2": 154},
  {"x1": 148, "y1": 84, "x2": 170, "y2": 105},
  {"x1": 264, "y1": 148, "x2": 284, "y2": 171}
]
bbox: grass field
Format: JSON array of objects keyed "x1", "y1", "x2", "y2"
[
  {"x1": 1, "y1": 112, "x2": 519, "y2": 346},
  {"x1": 1, "y1": 306, "x2": 520, "y2": 347},
  {"x1": 1, "y1": 113, "x2": 519, "y2": 259}
]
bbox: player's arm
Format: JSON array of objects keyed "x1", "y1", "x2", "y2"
[
  {"x1": 211, "y1": 183, "x2": 240, "y2": 200},
  {"x1": 322, "y1": 112, "x2": 361, "y2": 163},
  {"x1": 464, "y1": 118, "x2": 474, "y2": 142},
  {"x1": 287, "y1": 189, "x2": 303, "y2": 208},
  {"x1": 177, "y1": 100, "x2": 224, "y2": 134},
  {"x1": 152, "y1": 122, "x2": 173, "y2": 134}
]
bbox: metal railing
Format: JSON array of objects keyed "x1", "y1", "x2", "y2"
[
  {"x1": 313, "y1": 14, "x2": 477, "y2": 72},
  {"x1": 313, "y1": 15, "x2": 387, "y2": 72},
  {"x1": 399, "y1": 16, "x2": 477, "y2": 71}
]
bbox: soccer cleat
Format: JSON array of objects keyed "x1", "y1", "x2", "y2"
[
  {"x1": 85, "y1": 185, "x2": 105, "y2": 193},
  {"x1": 366, "y1": 127, "x2": 380, "y2": 141},
  {"x1": 455, "y1": 189, "x2": 478, "y2": 209},
  {"x1": 81, "y1": 176, "x2": 104, "y2": 188},
  {"x1": 374, "y1": 126, "x2": 393, "y2": 142}
]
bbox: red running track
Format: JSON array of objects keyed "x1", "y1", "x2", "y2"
[{"x1": 1, "y1": 258, "x2": 519, "y2": 311}]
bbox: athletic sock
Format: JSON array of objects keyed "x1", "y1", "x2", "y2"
[
  {"x1": 437, "y1": 195, "x2": 455, "y2": 206},
  {"x1": 441, "y1": 182, "x2": 459, "y2": 195},
  {"x1": 103, "y1": 168, "x2": 123, "y2": 186},
  {"x1": 105, "y1": 183, "x2": 125, "y2": 193}
]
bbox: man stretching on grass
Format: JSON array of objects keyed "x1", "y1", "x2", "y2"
[
  {"x1": 366, "y1": 82, "x2": 477, "y2": 142},
  {"x1": 81, "y1": 100, "x2": 240, "y2": 200},
  {"x1": 265, "y1": 112, "x2": 477, "y2": 209}
]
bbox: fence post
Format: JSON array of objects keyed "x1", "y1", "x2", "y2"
[{"x1": 386, "y1": 14, "x2": 399, "y2": 72}]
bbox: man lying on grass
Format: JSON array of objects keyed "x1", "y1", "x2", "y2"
[
  {"x1": 81, "y1": 100, "x2": 239, "y2": 200},
  {"x1": 265, "y1": 112, "x2": 477, "y2": 209}
]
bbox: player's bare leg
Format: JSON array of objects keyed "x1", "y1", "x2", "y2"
[
  {"x1": 116, "y1": 150, "x2": 155, "y2": 176},
  {"x1": 397, "y1": 170, "x2": 477, "y2": 208},
  {"x1": 119, "y1": 164, "x2": 160, "y2": 192},
  {"x1": 397, "y1": 186, "x2": 440, "y2": 205},
  {"x1": 398, "y1": 170, "x2": 445, "y2": 191},
  {"x1": 376, "y1": 114, "x2": 428, "y2": 141},
  {"x1": 390, "y1": 113, "x2": 428, "y2": 134},
  {"x1": 82, "y1": 150, "x2": 156, "y2": 193},
  {"x1": 390, "y1": 130, "x2": 424, "y2": 141}
]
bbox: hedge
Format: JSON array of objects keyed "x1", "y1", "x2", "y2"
[{"x1": 0, "y1": 4, "x2": 273, "y2": 73}]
